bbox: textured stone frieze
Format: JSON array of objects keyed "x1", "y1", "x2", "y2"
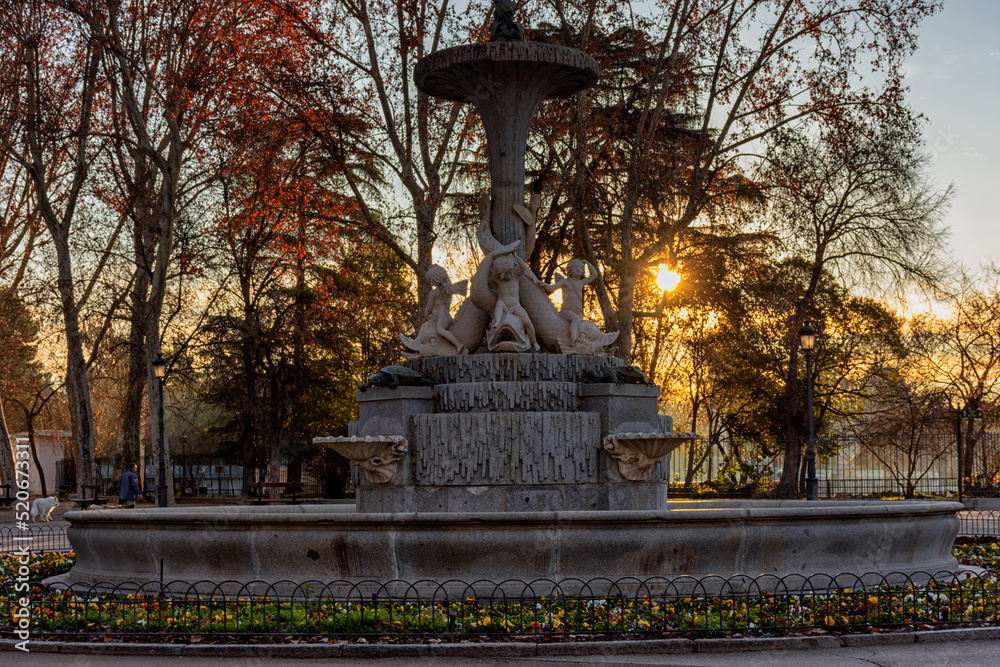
[
  {"x1": 433, "y1": 381, "x2": 580, "y2": 413},
  {"x1": 407, "y1": 353, "x2": 624, "y2": 384},
  {"x1": 603, "y1": 432, "x2": 697, "y2": 482},
  {"x1": 314, "y1": 436, "x2": 408, "y2": 484},
  {"x1": 413, "y1": 412, "x2": 601, "y2": 485}
]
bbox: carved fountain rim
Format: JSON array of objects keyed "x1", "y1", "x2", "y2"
[{"x1": 415, "y1": 42, "x2": 599, "y2": 102}]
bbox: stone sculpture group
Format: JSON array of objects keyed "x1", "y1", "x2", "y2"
[{"x1": 400, "y1": 197, "x2": 618, "y2": 358}]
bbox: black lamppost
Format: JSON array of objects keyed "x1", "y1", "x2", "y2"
[
  {"x1": 799, "y1": 322, "x2": 818, "y2": 500},
  {"x1": 153, "y1": 354, "x2": 168, "y2": 508}
]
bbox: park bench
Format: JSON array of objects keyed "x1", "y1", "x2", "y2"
[
  {"x1": 73, "y1": 484, "x2": 106, "y2": 510},
  {"x1": 249, "y1": 482, "x2": 304, "y2": 504},
  {"x1": 0, "y1": 485, "x2": 12, "y2": 509}
]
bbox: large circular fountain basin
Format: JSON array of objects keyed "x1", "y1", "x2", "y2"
[{"x1": 59, "y1": 500, "x2": 962, "y2": 594}]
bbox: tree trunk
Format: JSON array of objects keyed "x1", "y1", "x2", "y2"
[
  {"x1": 684, "y1": 441, "x2": 697, "y2": 486},
  {"x1": 117, "y1": 316, "x2": 147, "y2": 480},
  {"x1": 239, "y1": 304, "x2": 260, "y2": 500},
  {"x1": 962, "y1": 418, "x2": 979, "y2": 483},
  {"x1": 57, "y1": 240, "x2": 97, "y2": 496},
  {"x1": 26, "y1": 424, "x2": 46, "y2": 498},
  {"x1": 775, "y1": 347, "x2": 804, "y2": 498},
  {"x1": 415, "y1": 205, "x2": 435, "y2": 321},
  {"x1": 267, "y1": 373, "x2": 282, "y2": 500},
  {"x1": 118, "y1": 210, "x2": 154, "y2": 481},
  {"x1": 683, "y1": 409, "x2": 700, "y2": 486},
  {"x1": 775, "y1": 317, "x2": 810, "y2": 498},
  {"x1": 143, "y1": 169, "x2": 177, "y2": 506},
  {"x1": 145, "y1": 225, "x2": 176, "y2": 505},
  {"x1": 646, "y1": 296, "x2": 669, "y2": 384},
  {"x1": 267, "y1": 441, "x2": 281, "y2": 499},
  {"x1": 615, "y1": 269, "x2": 638, "y2": 363},
  {"x1": 0, "y1": 396, "x2": 15, "y2": 491}
]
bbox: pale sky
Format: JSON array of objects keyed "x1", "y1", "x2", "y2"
[{"x1": 906, "y1": 0, "x2": 1000, "y2": 269}]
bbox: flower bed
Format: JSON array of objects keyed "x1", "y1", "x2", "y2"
[{"x1": 1, "y1": 545, "x2": 997, "y2": 641}]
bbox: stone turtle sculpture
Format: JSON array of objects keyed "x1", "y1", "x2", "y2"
[
  {"x1": 585, "y1": 365, "x2": 649, "y2": 385},
  {"x1": 359, "y1": 365, "x2": 435, "y2": 392}
]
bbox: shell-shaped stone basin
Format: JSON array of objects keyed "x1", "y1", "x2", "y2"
[
  {"x1": 314, "y1": 436, "x2": 408, "y2": 484},
  {"x1": 603, "y1": 432, "x2": 699, "y2": 482}
]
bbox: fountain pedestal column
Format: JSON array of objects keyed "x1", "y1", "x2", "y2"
[{"x1": 415, "y1": 43, "x2": 597, "y2": 258}]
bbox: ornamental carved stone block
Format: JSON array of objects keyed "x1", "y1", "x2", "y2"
[
  {"x1": 314, "y1": 436, "x2": 409, "y2": 484},
  {"x1": 602, "y1": 432, "x2": 698, "y2": 482}
]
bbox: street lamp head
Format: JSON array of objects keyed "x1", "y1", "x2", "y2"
[
  {"x1": 799, "y1": 322, "x2": 817, "y2": 351},
  {"x1": 153, "y1": 354, "x2": 167, "y2": 379}
]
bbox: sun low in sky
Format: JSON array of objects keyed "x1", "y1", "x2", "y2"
[{"x1": 656, "y1": 265, "x2": 681, "y2": 293}]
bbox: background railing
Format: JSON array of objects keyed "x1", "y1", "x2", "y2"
[
  {"x1": 668, "y1": 432, "x2": 1000, "y2": 499},
  {"x1": 54, "y1": 461, "x2": 327, "y2": 500}
]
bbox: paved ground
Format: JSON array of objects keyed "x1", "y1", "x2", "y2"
[{"x1": 5, "y1": 638, "x2": 1000, "y2": 666}]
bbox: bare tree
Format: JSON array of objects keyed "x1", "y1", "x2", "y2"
[
  {"x1": 0, "y1": 1, "x2": 108, "y2": 494},
  {"x1": 279, "y1": 0, "x2": 478, "y2": 309},
  {"x1": 65, "y1": 0, "x2": 311, "y2": 501},
  {"x1": 0, "y1": 110, "x2": 40, "y2": 489},
  {"x1": 909, "y1": 268, "x2": 1000, "y2": 485},
  {"x1": 850, "y1": 352, "x2": 954, "y2": 499},
  {"x1": 764, "y1": 123, "x2": 950, "y2": 497}
]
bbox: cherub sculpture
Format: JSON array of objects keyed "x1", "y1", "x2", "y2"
[
  {"x1": 424, "y1": 264, "x2": 469, "y2": 354},
  {"x1": 484, "y1": 245, "x2": 540, "y2": 352},
  {"x1": 399, "y1": 264, "x2": 473, "y2": 357},
  {"x1": 540, "y1": 259, "x2": 598, "y2": 345}
]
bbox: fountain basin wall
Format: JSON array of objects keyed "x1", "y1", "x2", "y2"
[{"x1": 62, "y1": 500, "x2": 962, "y2": 594}]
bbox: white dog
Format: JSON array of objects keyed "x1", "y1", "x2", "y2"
[{"x1": 30, "y1": 496, "x2": 59, "y2": 523}]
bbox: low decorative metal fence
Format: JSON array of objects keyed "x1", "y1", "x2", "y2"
[
  {"x1": 2, "y1": 571, "x2": 997, "y2": 640},
  {"x1": 0, "y1": 526, "x2": 72, "y2": 554},
  {"x1": 959, "y1": 510, "x2": 1000, "y2": 539}
]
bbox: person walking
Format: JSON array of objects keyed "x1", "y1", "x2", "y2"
[{"x1": 118, "y1": 462, "x2": 144, "y2": 508}]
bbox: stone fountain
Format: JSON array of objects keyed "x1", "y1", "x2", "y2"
[{"x1": 59, "y1": 6, "x2": 963, "y2": 594}]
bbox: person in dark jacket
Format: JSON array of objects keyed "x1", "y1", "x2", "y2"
[{"x1": 119, "y1": 462, "x2": 144, "y2": 508}]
